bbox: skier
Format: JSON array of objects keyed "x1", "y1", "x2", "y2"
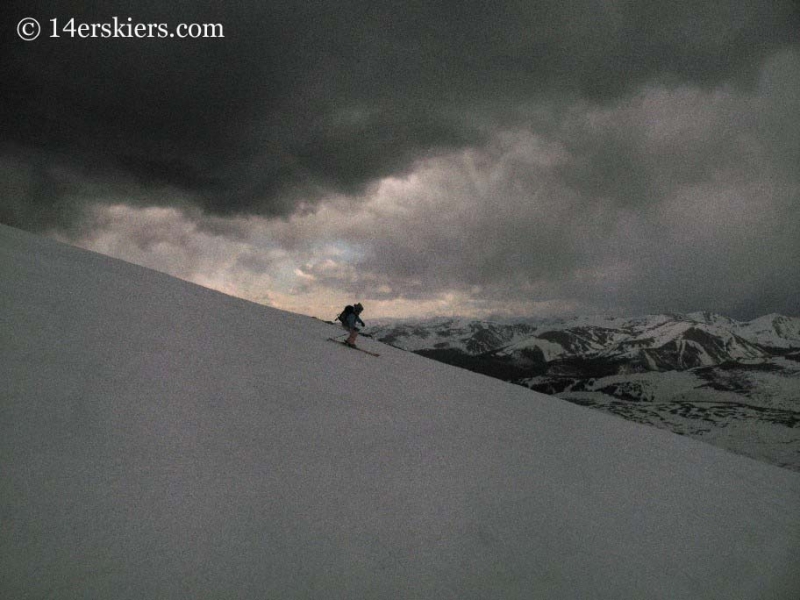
[{"x1": 338, "y1": 302, "x2": 365, "y2": 347}]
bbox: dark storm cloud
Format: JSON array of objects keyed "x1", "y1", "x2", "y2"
[
  {"x1": 2, "y1": 0, "x2": 797, "y2": 232},
  {"x1": 310, "y1": 59, "x2": 800, "y2": 321}
]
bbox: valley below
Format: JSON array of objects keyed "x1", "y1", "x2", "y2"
[{"x1": 371, "y1": 313, "x2": 800, "y2": 471}]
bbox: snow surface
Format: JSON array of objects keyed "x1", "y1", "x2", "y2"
[
  {"x1": 500, "y1": 335, "x2": 568, "y2": 362},
  {"x1": 552, "y1": 369, "x2": 800, "y2": 470},
  {"x1": 2, "y1": 223, "x2": 800, "y2": 599},
  {"x1": 739, "y1": 314, "x2": 800, "y2": 348},
  {"x1": 369, "y1": 318, "x2": 536, "y2": 355}
]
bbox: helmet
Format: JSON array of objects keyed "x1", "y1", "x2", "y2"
[{"x1": 354, "y1": 303, "x2": 364, "y2": 313}]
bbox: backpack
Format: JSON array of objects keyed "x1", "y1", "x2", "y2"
[{"x1": 336, "y1": 305, "x2": 354, "y2": 324}]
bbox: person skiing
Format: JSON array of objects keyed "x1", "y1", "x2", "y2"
[{"x1": 338, "y1": 302, "x2": 365, "y2": 347}]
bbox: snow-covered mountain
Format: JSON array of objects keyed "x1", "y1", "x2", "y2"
[
  {"x1": 739, "y1": 313, "x2": 800, "y2": 349},
  {"x1": 370, "y1": 317, "x2": 537, "y2": 354},
  {"x1": 372, "y1": 313, "x2": 795, "y2": 368},
  {"x1": 2, "y1": 223, "x2": 800, "y2": 599},
  {"x1": 608, "y1": 320, "x2": 768, "y2": 370},
  {"x1": 371, "y1": 313, "x2": 800, "y2": 470}
]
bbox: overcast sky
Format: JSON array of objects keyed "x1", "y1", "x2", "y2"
[{"x1": 2, "y1": 0, "x2": 798, "y2": 320}]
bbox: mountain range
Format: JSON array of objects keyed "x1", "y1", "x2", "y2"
[{"x1": 370, "y1": 313, "x2": 800, "y2": 471}]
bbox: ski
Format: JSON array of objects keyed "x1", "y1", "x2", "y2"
[{"x1": 327, "y1": 338, "x2": 380, "y2": 356}]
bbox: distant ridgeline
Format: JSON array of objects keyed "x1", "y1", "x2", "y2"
[{"x1": 371, "y1": 313, "x2": 800, "y2": 471}]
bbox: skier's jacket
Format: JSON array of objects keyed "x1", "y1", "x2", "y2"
[{"x1": 337, "y1": 305, "x2": 364, "y2": 330}]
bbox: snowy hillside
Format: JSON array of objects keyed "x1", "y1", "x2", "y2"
[
  {"x1": 739, "y1": 314, "x2": 800, "y2": 348},
  {"x1": 2, "y1": 223, "x2": 800, "y2": 599},
  {"x1": 371, "y1": 314, "x2": 800, "y2": 471}
]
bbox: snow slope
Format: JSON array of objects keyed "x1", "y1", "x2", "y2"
[
  {"x1": 740, "y1": 314, "x2": 800, "y2": 348},
  {"x1": 2, "y1": 223, "x2": 799, "y2": 599}
]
